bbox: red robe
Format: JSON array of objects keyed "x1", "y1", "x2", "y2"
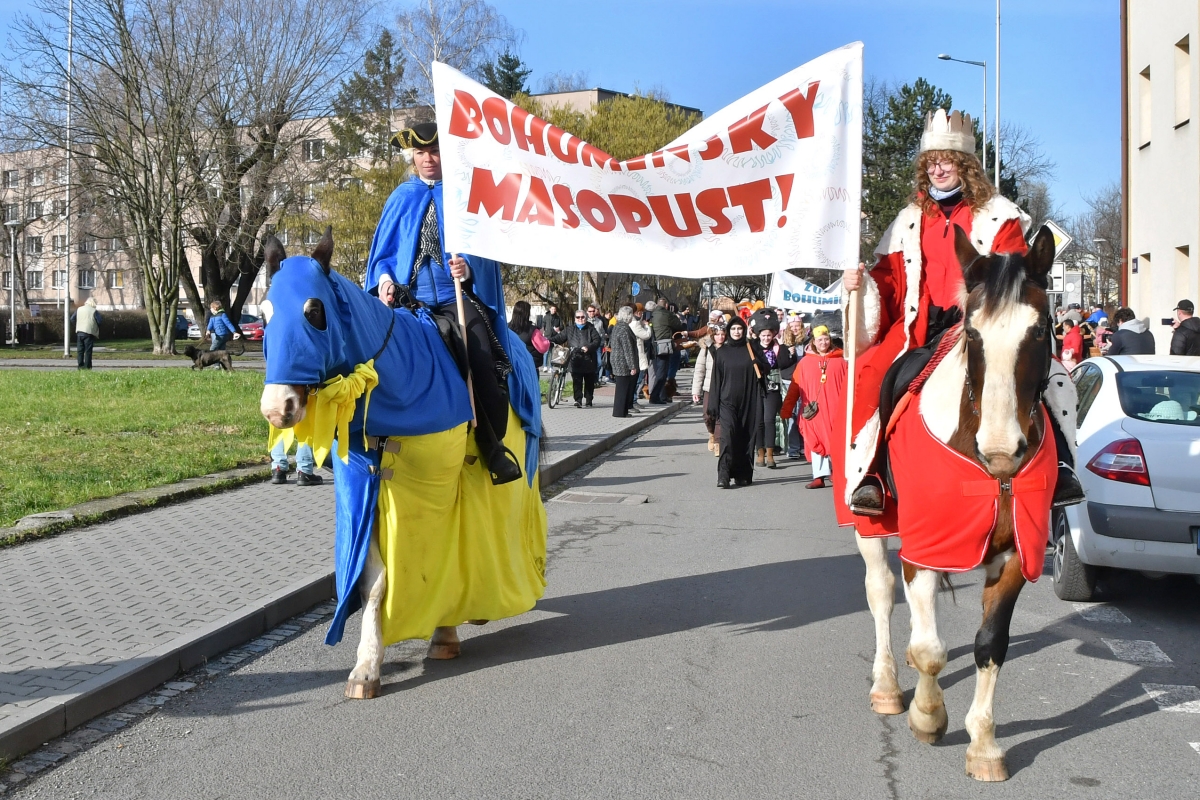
[
  {"x1": 833, "y1": 196, "x2": 1031, "y2": 530},
  {"x1": 781, "y1": 346, "x2": 846, "y2": 459}
]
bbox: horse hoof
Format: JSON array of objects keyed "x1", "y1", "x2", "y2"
[
  {"x1": 966, "y1": 756, "x2": 1010, "y2": 782},
  {"x1": 344, "y1": 678, "x2": 380, "y2": 699},
  {"x1": 427, "y1": 643, "x2": 460, "y2": 659},
  {"x1": 870, "y1": 692, "x2": 905, "y2": 715},
  {"x1": 908, "y1": 709, "x2": 948, "y2": 744}
]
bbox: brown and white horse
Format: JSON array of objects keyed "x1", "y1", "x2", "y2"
[{"x1": 856, "y1": 225, "x2": 1058, "y2": 781}]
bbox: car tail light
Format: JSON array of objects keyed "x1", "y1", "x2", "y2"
[{"x1": 1086, "y1": 438, "x2": 1151, "y2": 486}]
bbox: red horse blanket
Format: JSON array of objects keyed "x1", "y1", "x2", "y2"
[{"x1": 889, "y1": 404, "x2": 1057, "y2": 581}]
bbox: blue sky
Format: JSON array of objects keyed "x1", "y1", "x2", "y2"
[{"x1": 0, "y1": 0, "x2": 1119, "y2": 218}]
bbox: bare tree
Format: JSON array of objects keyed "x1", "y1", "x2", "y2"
[
  {"x1": 9, "y1": 0, "x2": 219, "y2": 353},
  {"x1": 178, "y1": 0, "x2": 369, "y2": 329},
  {"x1": 1066, "y1": 183, "x2": 1122, "y2": 310},
  {"x1": 1018, "y1": 180, "x2": 1060, "y2": 232},
  {"x1": 998, "y1": 121, "x2": 1056, "y2": 189},
  {"x1": 537, "y1": 70, "x2": 590, "y2": 94},
  {"x1": 394, "y1": 0, "x2": 519, "y2": 111}
]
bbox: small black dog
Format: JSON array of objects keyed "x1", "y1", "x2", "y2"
[{"x1": 181, "y1": 345, "x2": 233, "y2": 372}]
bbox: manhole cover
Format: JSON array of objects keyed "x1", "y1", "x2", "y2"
[{"x1": 551, "y1": 491, "x2": 648, "y2": 505}]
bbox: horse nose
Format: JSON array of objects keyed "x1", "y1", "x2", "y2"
[
  {"x1": 978, "y1": 435, "x2": 1027, "y2": 478},
  {"x1": 1013, "y1": 436, "x2": 1028, "y2": 463}
]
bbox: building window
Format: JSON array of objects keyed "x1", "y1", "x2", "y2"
[
  {"x1": 2, "y1": 170, "x2": 19, "y2": 188},
  {"x1": 278, "y1": 229, "x2": 290, "y2": 246},
  {"x1": 1, "y1": 272, "x2": 9, "y2": 289},
  {"x1": 26, "y1": 201, "x2": 42, "y2": 220},
  {"x1": 77, "y1": 269, "x2": 96, "y2": 289},
  {"x1": 51, "y1": 199, "x2": 67, "y2": 217},
  {"x1": 106, "y1": 270, "x2": 124, "y2": 289},
  {"x1": 52, "y1": 270, "x2": 66, "y2": 288},
  {"x1": 25, "y1": 236, "x2": 43, "y2": 257},
  {"x1": 52, "y1": 235, "x2": 67, "y2": 254},
  {"x1": 30, "y1": 169, "x2": 45, "y2": 187},
  {"x1": 26, "y1": 269, "x2": 43, "y2": 290},
  {"x1": 1139, "y1": 66, "x2": 1152, "y2": 146},
  {"x1": 302, "y1": 139, "x2": 325, "y2": 162},
  {"x1": 303, "y1": 181, "x2": 324, "y2": 202},
  {"x1": 269, "y1": 184, "x2": 291, "y2": 205},
  {"x1": 1177, "y1": 36, "x2": 1191, "y2": 127},
  {"x1": 304, "y1": 230, "x2": 322, "y2": 245},
  {"x1": 80, "y1": 236, "x2": 97, "y2": 254},
  {"x1": 55, "y1": 167, "x2": 68, "y2": 185},
  {"x1": 3, "y1": 203, "x2": 19, "y2": 223}
]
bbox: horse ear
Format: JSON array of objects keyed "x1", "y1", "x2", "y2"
[
  {"x1": 263, "y1": 235, "x2": 286, "y2": 282},
  {"x1": 311, "y1": 226, "x2": 334, "y2": 275},
  {"x1": 1025, "y1": 225, "x2": 1056, "y2": 284},
  {"x1": 954, "y1": 224, "x2": 988, "y2": 292}
]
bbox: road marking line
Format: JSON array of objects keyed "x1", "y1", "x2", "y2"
[
  {"x1": 1103, "y1": 639, "x2": 1172, "y2": 664},
  {"x1": 1142, "y1": 684, "x2": 1200, "y2": 713},
  {"x1": 1073, "y1": 603, "x2": 1131, "y2": 623},
  {"x1": 1191, "y1": 742, "x2": 1200, "y2": 756}
]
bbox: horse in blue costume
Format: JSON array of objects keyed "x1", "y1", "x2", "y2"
[{"x1": 259, "y1": 232, "x2": 547, "y2": 699}]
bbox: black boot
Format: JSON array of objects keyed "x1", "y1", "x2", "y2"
[
  {"x1": 271, "y1": 466, "x2": 288, "y2": 485},
  {"x1": 486, "y1": 444, "x2": 523, "y2": 485},
  {"x1": 1052, "y1": 463, "x2": 1085, "y2": 508},
  {"x1": 850, "y1": 475, "x2": 885, "y2": 516},
  {"x1": 297, "y1": 470, "x2": 324, "y2": 486}
]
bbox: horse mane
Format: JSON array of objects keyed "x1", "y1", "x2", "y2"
[{"x1": 975, "y1": 251, "x2": 1030, "y2": 316}]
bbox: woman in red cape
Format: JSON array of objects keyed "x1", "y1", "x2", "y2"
[
  {"x1": 834, "y1": 109, "x2": 1082, "y2": 532},
  {"x1": 781, "y1": 325, "x2": 846, "y2": 489}
]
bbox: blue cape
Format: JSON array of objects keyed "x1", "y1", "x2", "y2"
[{"x1": 365, "y1": 178, "x2": 542, "y2": 479}]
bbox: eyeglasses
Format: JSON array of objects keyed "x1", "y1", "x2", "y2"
[
  {"x1": 925, "y1": 159, "x2": 956, "y2": 173},
  {"x1": 574, "y1": 315, "x2": 586, "y2": 320}
]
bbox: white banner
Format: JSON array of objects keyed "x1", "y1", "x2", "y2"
[
  {"x1": 434, "y1": 43, "x2": 862, "y2": 279},
  {"x1": 767, "y1": 271, "x2": 844, "y2": 313}
]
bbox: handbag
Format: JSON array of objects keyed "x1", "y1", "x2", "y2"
[
  {"x1": 801, "y1": 400, "x2": 819, "y2": 420},
  {"x1": 531, "y1": 327, "x2": 551, "y2": 354},
  {"x1": 655, "y1": 339, "x2": 674, "y2": 356}
]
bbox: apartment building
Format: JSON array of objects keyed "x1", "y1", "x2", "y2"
[{"x1": 1124, "y1": 1, "x2": 1199, "y2": 352}]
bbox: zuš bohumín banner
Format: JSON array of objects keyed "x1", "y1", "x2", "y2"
[
  {"x1": 768, "y1": 271, "x2": 844, "y2": 313},
  {"x1": 433, "y1": 43, "x2": 862, "y2": 279}
]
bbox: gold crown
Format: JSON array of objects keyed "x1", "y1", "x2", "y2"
[{"x1": 919, "y1": 108, "x2": 976, "y2": 155}]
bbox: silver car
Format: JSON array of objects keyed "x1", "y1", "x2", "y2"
[{"x1": 1052, "y1": 355, "x2": 1200, "y2": 600}]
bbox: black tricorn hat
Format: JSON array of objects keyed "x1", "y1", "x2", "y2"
[{"x1": 390, "y1": 121, "x2": 438, "y2": 149}]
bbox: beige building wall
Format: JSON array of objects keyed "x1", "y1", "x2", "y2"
[{"x1": 1126, "y1": 1, "x2": 1199, "y2": 353}]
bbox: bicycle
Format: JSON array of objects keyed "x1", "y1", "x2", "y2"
[{"x1": 546, "y1": 344, "x2": 573, "y2": 408}]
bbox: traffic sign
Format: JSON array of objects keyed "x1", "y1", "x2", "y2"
[
  {"x1": 1042, "y1": 219, "x2": 1073, "y2": 260},
  {"x1": 631, "y1": 281, "x2": 641, "y2": 297}
]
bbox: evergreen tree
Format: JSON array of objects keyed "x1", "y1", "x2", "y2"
[
  {"x1": 480, "y1": 50, "x2": 532, "y2": 98},
  {"x1": 861, "y1": 78, "x2": 952, "y2": 254},
  {"x1": 329, "y1": 30, "x2": 415, "y2": 165}
]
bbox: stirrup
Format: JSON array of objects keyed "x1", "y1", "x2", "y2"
[
  {"x1": 1051, "y1": 462, "x2": 1085, "y2": 509},
  {"x1": 850, "y1": 476, "x2": 886, "y2": 517},
  {"x1": 486, "y1": 444, "x2": 523, "y2": 486}
]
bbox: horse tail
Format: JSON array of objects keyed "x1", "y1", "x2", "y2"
[{"x1": 939, "y1": 572, "x2": 957, "y2": 605}]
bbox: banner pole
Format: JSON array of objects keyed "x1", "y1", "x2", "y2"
[
  {"x1": 844, "y1": 285, "x2": 857, "y2": 462},
  {"x1": 452, "y1": 255, "x2": 477, "y2": 429}
]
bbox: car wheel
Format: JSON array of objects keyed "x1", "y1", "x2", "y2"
[{"x1": 1052, "y1": 513, "x2": 1096, "y2": 601}]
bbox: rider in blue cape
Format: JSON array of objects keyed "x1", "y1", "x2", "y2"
[{"x1": 364, "y1": 121, "x2": 536, "y2": 485}]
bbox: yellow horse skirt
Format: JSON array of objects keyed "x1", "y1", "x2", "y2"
[{"x1": 373, "y1": 408, "x2": 547, "y2": 645}]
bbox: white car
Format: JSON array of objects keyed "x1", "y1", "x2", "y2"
[{"x1": 1052, "y1": 355, "x2": 1200, "y2": 600}]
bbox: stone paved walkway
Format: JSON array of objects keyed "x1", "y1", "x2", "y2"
[{"x1": 0, "y1": 377, "x2": 688, "y2": 755}]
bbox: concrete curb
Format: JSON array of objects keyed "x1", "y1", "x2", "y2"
[
  {"x1": 0, "y1": 573, "x2": 333, "y2": 761},
  {"x1": 0, "y1": 464, "x2": 273, "y2": 548},
  {"x1": 538, "y1": 400, "x2": 688, "y2": 487}
]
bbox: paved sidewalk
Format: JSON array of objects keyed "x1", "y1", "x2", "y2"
[
  {"x1": 0, "y1": 357, "x2": 264, "y2": 370},
  {"x1": 0, "y1": 382, "x2": 687, "y2": 759}
]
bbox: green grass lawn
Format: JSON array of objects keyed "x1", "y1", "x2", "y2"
[
  {"x1": 0, "y1": 370, "x2": 270, "y2": 527},
  {"x1": 0, "y1": 339, "x2": 263, "y2": 359}
]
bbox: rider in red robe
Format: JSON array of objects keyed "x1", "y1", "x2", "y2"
[{"x1": 835, "y1": 109, "x2": 1082, "y2": 527}]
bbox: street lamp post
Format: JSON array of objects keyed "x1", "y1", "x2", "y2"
[
  {"x1": 937, "y1": 54, "x2": 988, "y2": 182},
  {"x1": 1093, "y1": 238, "x2": 1107, "y2": 308},
  {"x1": 7, "y1": 220, "x2": 19, "y2": 347}
]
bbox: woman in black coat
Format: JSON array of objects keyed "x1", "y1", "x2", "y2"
[
  {"x1": 706, "y1": 316, "x2": 771, "y2": 488},
  {"x1": 508, "y1": 300, "x2": 539, "y2": 366},
  {"x1": 608, "y1": 306, "x2": 640, "y2": 417},
  {"x1": 550, "y1": 310, "x2": 604, "y2": 407}
]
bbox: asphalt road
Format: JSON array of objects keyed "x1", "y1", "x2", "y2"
[{"x1": 13, "y1": 407, "x2": 1200, "y2": 799}]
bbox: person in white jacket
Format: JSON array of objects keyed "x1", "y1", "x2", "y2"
[
  {"x1": 629, "y1": 306, "x2": 653, "y2": 408},
  {"x1": 691, "y1": 323, "x2": 726, "y2": 454}
]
